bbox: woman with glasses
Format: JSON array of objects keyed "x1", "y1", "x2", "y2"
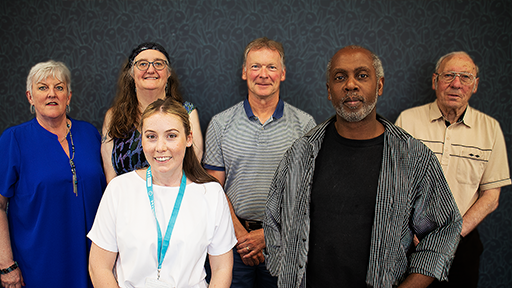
[
  {"x1": 101, "y1": 42, "x2": 203, "y2": 183},
  {"x1": 0, "y1": 60, "x2": 106, "y2": 288}
]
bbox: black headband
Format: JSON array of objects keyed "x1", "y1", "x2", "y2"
[{"x1": 128, "y1": 42, "x2": 170, "y2": 67}]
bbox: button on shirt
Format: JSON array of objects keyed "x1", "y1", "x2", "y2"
[{"x1": 396, "y1": 100, "x2": 511, "y2": 215}]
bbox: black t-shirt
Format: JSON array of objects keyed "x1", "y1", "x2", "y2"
[{"x1": 306, "y1": 121, "x2": 384, "y2": 288}]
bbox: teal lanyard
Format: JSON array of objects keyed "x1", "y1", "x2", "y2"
[{"x1": 146, "y1": 166, "x2": 186, "y2": 279}]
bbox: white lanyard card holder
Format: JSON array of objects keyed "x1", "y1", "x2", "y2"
[{"x1": 144, "y1": 277, "x2": 175, "y2": 288}]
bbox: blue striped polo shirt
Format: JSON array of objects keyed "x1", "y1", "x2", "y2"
[{"x1": 204, "y1": 99, "x2": 316, "y2": 221}]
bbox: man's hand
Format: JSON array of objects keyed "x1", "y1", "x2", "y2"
[
  {"x1": 413, "y1": 235, "x2": 420, "y2": 246},
  {"x1": 398, "y1": 273, "x2": 434, "y2": 288},
  {"x1": 236, "y1": 229, "x2": 266, "y2": 266}
]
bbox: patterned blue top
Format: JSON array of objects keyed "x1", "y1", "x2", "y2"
[{"x1": 112, "y1": 101, "x2": 195, "y2": 175}]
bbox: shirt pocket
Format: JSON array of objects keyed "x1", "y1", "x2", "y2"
[{"x1": 453, "y1": 145, "x2": 489, "y2": 185}]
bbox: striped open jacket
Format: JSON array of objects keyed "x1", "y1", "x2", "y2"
[{"x1": 264, "y1": 115, "x2": 462, "y2": 288}]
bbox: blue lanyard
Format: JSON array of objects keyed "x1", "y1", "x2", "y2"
[{"x1": 146, "y1": 166, "x2": 186, "y2": 279}]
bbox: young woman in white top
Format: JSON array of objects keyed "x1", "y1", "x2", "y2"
[{"x1": 88, "y1": 98, "x2": 236, "y2": 288}]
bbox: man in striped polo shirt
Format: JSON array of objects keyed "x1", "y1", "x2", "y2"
[
  {"x1": 264, "y1": 45, "x2": 462, "y2": 288},
  {"x1": 204, "y1": 37, "x2": 316, "y2": 288}
]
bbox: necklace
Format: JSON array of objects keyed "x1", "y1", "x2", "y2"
[
  {"x1": 67, "y1": 121, "x2": 78, "y2": 196},
  {"x1": 59, "y1": 122, "x2": 71, "y2": 143}
]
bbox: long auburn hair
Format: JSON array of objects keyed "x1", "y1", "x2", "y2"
[
  {"x1": 140, "y1": 98, "x2": 218, "y2": 184},
  {"x1": 108, "y1": 44, "x2": 184, "y2": 139}
]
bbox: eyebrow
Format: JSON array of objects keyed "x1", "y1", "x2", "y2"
[
  {"x1": 36, "y1": 81, "x2": 65, "y2": 85},
  {"x1": 332, "y1": 66, "x2": 371, "y2": 73},
  {"x1": 135, "y1": 57, "x2": 167, "y2": 62},
  {"x1": 249, "y1": 62, "x2": 278, "y2": 66},
  {"x1": 443, "y1": 70, "x2": 474, "y2": 74},
  {"x1": 144, "y1": 128, "x2": 180, "y2": 133},
  {"x1": 355, "y1": 66, "x2": 371, "y2": 71}
]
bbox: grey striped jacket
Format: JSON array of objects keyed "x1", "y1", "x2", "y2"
[{"x1": 264, "y1": 115, "x2": 462, "y2": 288}]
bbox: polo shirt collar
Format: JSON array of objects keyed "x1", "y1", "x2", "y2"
[
  {"x1": 429, "y1": 99, "x2": 472, "y2": 128},
  {"x1": 243, "y1": 98, "x2": 284, "y2": 120}
]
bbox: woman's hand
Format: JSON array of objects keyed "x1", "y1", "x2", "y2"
[{"x1": 0, "y1": 267, "x2": 25, "y2": 288}]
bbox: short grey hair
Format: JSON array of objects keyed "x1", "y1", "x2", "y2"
[
  {"x1": 326, "y1": 45, "x2": 384, "y2": 83},
  {"x1": 434, "y1": 51, "x2": 479, "y2": 76},
  {"x1": 26, "y1": 60, "x2": 72, "y2": 96}
]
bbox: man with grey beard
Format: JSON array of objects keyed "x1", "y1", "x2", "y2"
[{"x1": 263, "y1": 46, "x2": 462, "y2": 288}]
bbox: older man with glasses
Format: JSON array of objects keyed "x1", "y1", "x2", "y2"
[{"x1": 396, "y1": 51, "x2": 511, "y2": 287}]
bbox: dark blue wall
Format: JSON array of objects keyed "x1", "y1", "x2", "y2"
[{"x1": 1, "y1": 0, "x2": 511, "y2": 286}]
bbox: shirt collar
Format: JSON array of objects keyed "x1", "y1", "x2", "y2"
[
  {"x1": 429, "y1": 100, "x2": 472, "y2": 128},
  {"x1": 243, "y1": 98, "x2": 284, "y2": 120}
]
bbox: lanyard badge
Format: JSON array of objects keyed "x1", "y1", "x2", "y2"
[{"x1": 146, "y1": 167, "x2": 186, "y2": 281}]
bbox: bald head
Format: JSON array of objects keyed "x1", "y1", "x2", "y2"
[{"x1": 435, "y1": 51, "x2": 479, "y2": 76}]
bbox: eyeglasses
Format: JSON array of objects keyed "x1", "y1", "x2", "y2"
[
  {"x1": 436, "y1": 71, "x2": 476, "y2": 85},
  {"x1": 134, "y1": 60, "x2": 168, "y2": 71}
]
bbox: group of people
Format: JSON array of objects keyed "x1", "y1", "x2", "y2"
[
  {"x1": 0, "y1": 36, "x2": 509, "y2": 288},
  {"x1": 0, "y1": 42, "x2": 234, "y2": 288},
  {"x1": 264, "y1": 45, "x2": 510, "y2": 288}
]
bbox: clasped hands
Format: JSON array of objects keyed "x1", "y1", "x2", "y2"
[{"x1": 235, "y1": 228, "x2": 265, "y2": 266}]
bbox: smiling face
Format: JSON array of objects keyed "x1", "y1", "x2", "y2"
[
  {"x1": 141, "y1": 111, "x2": 192, "y2": 183},
  {"x1": 327, "y1": 47, "x2": 383, "y2": 123},
  {"x1": 26, "y1": 76, "x2": 71, "y2": 122},
  {"x1": 433, "y1": 53, "x2": 479, "y2": 114},
  {"x1": 242, "y1": 48, "x2": 286, "y2": 101},
  {"x1": 131, "y1": 49, "x2": 170, "y2": 93}
]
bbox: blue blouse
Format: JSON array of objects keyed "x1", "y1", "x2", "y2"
[{"x1": 0, "y1": 118, "x2": 106, "y2": 288}]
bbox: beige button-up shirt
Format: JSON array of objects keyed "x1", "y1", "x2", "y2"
[{"x1": 396, "y1": 100, "x2": 511, "y2": 215}]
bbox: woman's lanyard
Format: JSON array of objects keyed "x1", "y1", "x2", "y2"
[{"x1": 146, "y1": 166, "x2": 186, "y2": 280}]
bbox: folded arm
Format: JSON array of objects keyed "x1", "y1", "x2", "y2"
[
  {"x1": 263, "y1": 154, "x2": 288, "y2": 277},
  {"x1": 409, "y1": 156, "x2": 462, "y2": 282}
]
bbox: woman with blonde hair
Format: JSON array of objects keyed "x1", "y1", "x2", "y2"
[{"x1": 0, "y1": 60, "x2": 105, "y2": 288}]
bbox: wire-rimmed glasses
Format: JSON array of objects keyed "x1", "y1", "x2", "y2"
[{"x1": 436, "y1": 71, "x2": 476, "y2": 85}]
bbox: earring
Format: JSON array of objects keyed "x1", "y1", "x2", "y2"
[
  {"x1": 66, "y1": 105, "x2": 71, "y2": 113},
  {"x1": 30, "y1": 104, "x2": 35, "y2": 114}
]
